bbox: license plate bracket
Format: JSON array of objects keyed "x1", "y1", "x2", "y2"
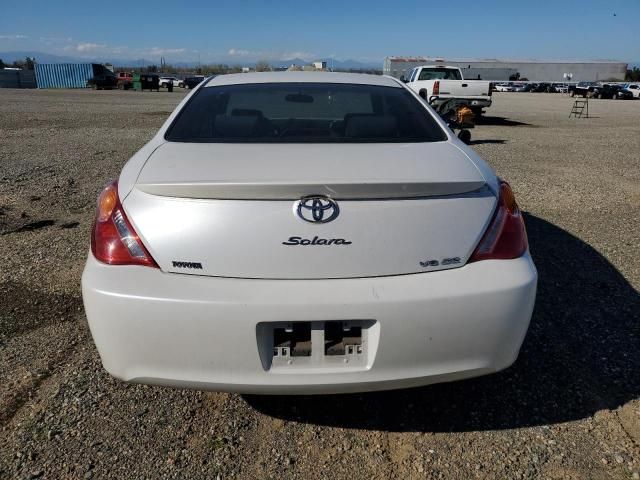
[{"x1": 256, "y1": 320, "x2": 376, "y2": 371}]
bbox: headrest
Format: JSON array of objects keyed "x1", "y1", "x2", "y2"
[
  {"x1": 231, "y1": 108, "x2": 264, "y2": 117},
  {"x1": 344, "y1": 114, "x2": 398, "y2": 138},
  {"x1": 213, "y1": 115, "x2": 261, "y2": 137}
]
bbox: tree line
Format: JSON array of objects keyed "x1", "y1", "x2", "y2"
[
  {"x1": 120, "y1": 61, "x2": 381, "y2": 76},
  {"x1": 626, "y1": 67, "x2": 640, "y2": 82},
  {"x1": 0, "y1": 57, "x2": 36, "y2": 70}
]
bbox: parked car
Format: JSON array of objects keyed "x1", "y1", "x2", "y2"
[
  {"x1": 550, "y1": 83, "x2": 570, "y2": 93},
  {"x1": 614, "y1": 85, "x2": 634, "y2": 100},
  {"x1": 594, "y1": 83, "x2": 627, "y2": 99},
  {"x1": 405, "y1": 65, "x2": 492, "y2": 115},
  {"x1": 183, "y1": 75, "x2": 206, "y2": 89},
  {"x1": 494, "y1": 83, "x2": 514, "y2": 92},
  {"x1": 159, "y1": 76, "x2": 183, "y2": 88},
  {"x1": 571, "y1": 83, "x2": 625, "y2": 99},
  {"x1": 87, "y1": 73, "x2": 117, "y2": 90},
  {"x1": 116, "y1": 72, "x2": 133, "y2": 90},
  {"x1": 82, "y1": 72, "x2": 537, "y2": 394},
  {"x1": 622, "y1": 83, "x2": 640, "y2": 98},
  {"x1": 512, "y1": 83, "x2": 532, "y2": 92},
  {"x1": 569, "y1": 82, "x2": 599, "y2": 97},
  {"x1": 529, "y1": 83, "x2": 552, "y2": 92}
]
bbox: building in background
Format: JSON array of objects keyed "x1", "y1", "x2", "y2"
[
  {"x1": 383, "y1": 57, "x2": 628, "y2": 82},
  {"x1": 383, "y1": 57, "x2": 428, "y2": 79}
]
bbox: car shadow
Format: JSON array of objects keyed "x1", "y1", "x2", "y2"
[
  {"x1": 475, "y1": 116, "x2": 532, "y2": 127},
  {"x1": 244, "y1": 214, "x2": 640, "y2": 432}
]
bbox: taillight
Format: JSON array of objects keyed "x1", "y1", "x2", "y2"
[
  {"x1": 433, "y1": 80, "x2": 440, "y2": 95},
  {"x1": 91, "y1": 181, "x2": 158, "y2": 267},
  {"x1": 469, "y1": 181, "x2": 528, "y2": 262}
]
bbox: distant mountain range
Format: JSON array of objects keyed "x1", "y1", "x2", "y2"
[
  {"x1": 0, "y1": 50, "x2": 187, "y2": 67},
  {"x1": 1, "y1": 51, "x2": 85, "y2": 64},
  {"x1": 0, "y1": 51, "x2": 381, "y2": 70},
  {"x1": 3, "y1": 50, "x2": 634, "y2": 71}
]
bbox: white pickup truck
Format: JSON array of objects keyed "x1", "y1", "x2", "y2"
[{"x1": 404, "y1": 65, "x2": 492, "y2": 114}]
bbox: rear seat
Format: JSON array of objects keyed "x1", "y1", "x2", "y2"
[{"x1": 344, "y1": 114, "x2": 399, "y2": 138}]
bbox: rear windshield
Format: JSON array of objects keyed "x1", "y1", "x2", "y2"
[
  {"x1": 418, "y1": 68, "x2": 462, "y2": 81},
  {"x1": 165, "y1": 82, "x2": 447, "y2": 143}
]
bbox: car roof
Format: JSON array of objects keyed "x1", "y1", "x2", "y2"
[{"x1": 204, "y1": 72, "x2": 401, "y2": 88}]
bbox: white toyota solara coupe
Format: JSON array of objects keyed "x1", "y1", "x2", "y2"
[{"x1": 82, "y1": 72, "x2": 537, "y2": 394}]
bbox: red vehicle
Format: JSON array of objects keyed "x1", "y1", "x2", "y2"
[{"x1": 116, "y1": 72, "x2": 133, "y2": 90}]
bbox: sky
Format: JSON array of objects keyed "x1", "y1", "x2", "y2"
[{"x1": 1, "y1": 0, "x2": 638, "y2": 65}]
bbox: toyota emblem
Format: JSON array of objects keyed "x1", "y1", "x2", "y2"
[{"x1": 296, "y1": 196, "x2": 339, "y2": 223}]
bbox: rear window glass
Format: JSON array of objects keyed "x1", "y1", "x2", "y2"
[
  {"x1": 165, "y1": 82, "x2": 447, "y2": 143},
  {"x1": 418, "y1": 68, "x2": 462, "y2": 81}
]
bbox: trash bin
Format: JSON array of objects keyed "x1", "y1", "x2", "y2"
[
  {"x1": 138, "y1": 74, "x2": 159, "y2": 92},
  {"x1": 132, "y1": 73, "x2": 142, "y2": 91},
  {"x1": 130, "y1": 73, "x2": 159, "y2": 92}
]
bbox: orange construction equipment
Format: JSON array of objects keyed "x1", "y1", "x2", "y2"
[{"x1": 456, "y1": 105, "x2": 475, "y2": 127}]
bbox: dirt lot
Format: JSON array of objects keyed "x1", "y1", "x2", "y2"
[{"x1": 0, "y1": 88, "x2": 639, "y2": 480}]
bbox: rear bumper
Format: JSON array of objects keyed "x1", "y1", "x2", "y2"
[
  {"x1": 431, "y1": 97, "x2": 492, "y2": 108},
  {"x1": 82, "y1": 253, "x2": 537, "y2": 394}
]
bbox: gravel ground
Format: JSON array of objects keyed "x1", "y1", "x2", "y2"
[{"x1": 0, "y1": 88, "x2": 638, "y2": 480}]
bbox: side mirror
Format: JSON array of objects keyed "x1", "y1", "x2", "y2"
[{"x1": 400, "y1": 75, "x2": 407, "y2": 83}]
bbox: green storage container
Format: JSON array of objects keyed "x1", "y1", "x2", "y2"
[
  {"x1": 132, "y1": 73, "x2": 142, "y2": 91},
  {"x1": 130, "y1": 73, "x2": 159, "y2": 91}
]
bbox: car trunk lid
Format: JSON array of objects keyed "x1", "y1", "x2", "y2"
[
  {"x1": 133, "y1": 142, "x2": 486, "y2": 199},
  {"x1": 123, "y1": 141, "x2": 496, "y2": 279}
]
